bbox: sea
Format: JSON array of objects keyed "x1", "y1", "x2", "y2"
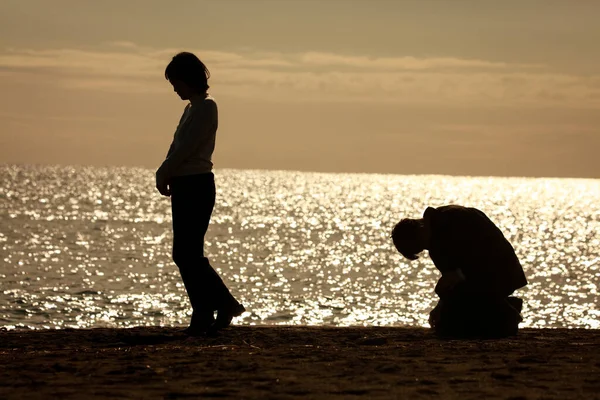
[{"x1": 1, "y1": 164, "x2": 599, "y2": 330}]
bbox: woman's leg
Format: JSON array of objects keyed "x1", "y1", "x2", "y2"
[
  {"x1": 170, "y1": 173, "x2": 243, "y2": 332},
  {"x1": 170, "y1": 174, "x2": 214, "y2": 330},
  {"x1": 193, "y1": 174, "x2": 245, "y2": 332}
]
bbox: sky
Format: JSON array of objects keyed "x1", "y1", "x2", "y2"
[{"x1": 1, "y1": 0, "x2": 599, "y2": 178}]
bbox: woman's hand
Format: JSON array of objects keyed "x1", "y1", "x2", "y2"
[{"x1": 155, "y1": 168, "x2": 171, "y2": 197}]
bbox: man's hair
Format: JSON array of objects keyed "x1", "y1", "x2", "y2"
[
  {"x1": 391, "y1": 218, "x2": 424, "y2": 260},
  {"x1": 165, "y1": 52, "x2": 211, "y2": 93}
]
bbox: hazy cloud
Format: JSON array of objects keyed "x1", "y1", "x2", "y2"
[
  {"x1": 297, "y1": 52, "x2": 542, "y2": 70},
  {"x1": 1, "y1": 43, "x2": 599, "y2": 108}
]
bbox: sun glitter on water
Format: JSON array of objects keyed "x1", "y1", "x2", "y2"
[{"x1": 1, "y1": 165, "x2": 599, "y2": 330}]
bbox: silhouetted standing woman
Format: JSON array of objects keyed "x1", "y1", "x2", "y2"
[{"x1": 156, "y1": 52, "x2": 245, "y2": 335}]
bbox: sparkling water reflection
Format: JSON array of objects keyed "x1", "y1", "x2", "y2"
[{"x1": 1, "y1": 165, "x2": 599, "y2": 330}]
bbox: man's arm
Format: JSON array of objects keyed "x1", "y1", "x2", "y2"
[
  {"x1": 435, "y1": 268, "x2": 467, "y2": 298},
  {"x1": 430, "y1": 245, "x2": 470, "y2": 299},
  {"x1": 426, "y1": 206, "x2": 471, "y2": 298}
]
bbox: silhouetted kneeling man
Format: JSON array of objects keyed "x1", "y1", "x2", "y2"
[{"x1": 392, "y1": 205, "x2": 528, "y2": 338}]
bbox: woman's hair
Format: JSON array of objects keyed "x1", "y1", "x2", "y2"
[
  {"x1": 165, "y1": 52, "x2": 211, "y2": 93},
  {"x1": 391, "y1": 218, "x2": 424, "y2": 260}
]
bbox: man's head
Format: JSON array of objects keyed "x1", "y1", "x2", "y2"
[{"x1": 391, "y1": 218, "x2": 427, "y2": 260}]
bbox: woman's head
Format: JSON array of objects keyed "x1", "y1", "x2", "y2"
[
  {"x1": 165, "y1": 52, "x2": 210, "y2": 100},
  {"x1": 391, "y1": 218, "x2": 426, "y2": 260}
]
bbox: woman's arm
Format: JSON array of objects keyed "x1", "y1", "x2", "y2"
[{"x1": 157, "y1": 99, "x2": 217, "y2": 179}]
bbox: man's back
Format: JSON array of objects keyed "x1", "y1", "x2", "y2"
[{"x1": 425, "y1": 205, "x2": 527, "y2": 298}]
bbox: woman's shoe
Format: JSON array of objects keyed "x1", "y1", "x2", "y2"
[
  {"x1": 207, "y1": 303, "x2": 246, "y2": 335},
  {"x1": 182, "y1": 312, "x2": 215, "y2": 336}
]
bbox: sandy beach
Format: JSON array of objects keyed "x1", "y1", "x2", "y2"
[{"x1": 1, "y1": 326, "x2": 598, "y2": 399}]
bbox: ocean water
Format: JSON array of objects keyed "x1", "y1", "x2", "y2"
[{"x1": 1, "y1": 164, "x2": 599, "y2": 330}]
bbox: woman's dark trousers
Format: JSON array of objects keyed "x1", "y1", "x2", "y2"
[{"x1": 170, "y1": 173, "x2": 237, "y2": 326}]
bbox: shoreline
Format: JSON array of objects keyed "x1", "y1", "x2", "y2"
[{"x1": 1, "y1": 326, "x2": 599, "y2": 399}]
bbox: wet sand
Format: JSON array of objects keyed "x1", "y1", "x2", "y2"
[{"x1": 1, "y1": 326, "x2": 598, "y2": 399}]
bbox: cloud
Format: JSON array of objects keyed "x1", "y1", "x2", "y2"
[
  {"x1": 0, "y1": 47, "x2": 164, "y2": 78},
  {"x1": 297, "y1": 52, "x2": 543, "y2": 70},
  {"x1": 0, "y1": 43, "x2": 599, "y2": 108}
]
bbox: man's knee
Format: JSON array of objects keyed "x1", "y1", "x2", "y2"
[{"x1": 430, "y1": 297, "x2": 523, "y2": 338}]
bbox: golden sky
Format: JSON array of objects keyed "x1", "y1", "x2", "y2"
[{"x1": 1, "y1": 0, "x2": 599, "y2": 178}]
